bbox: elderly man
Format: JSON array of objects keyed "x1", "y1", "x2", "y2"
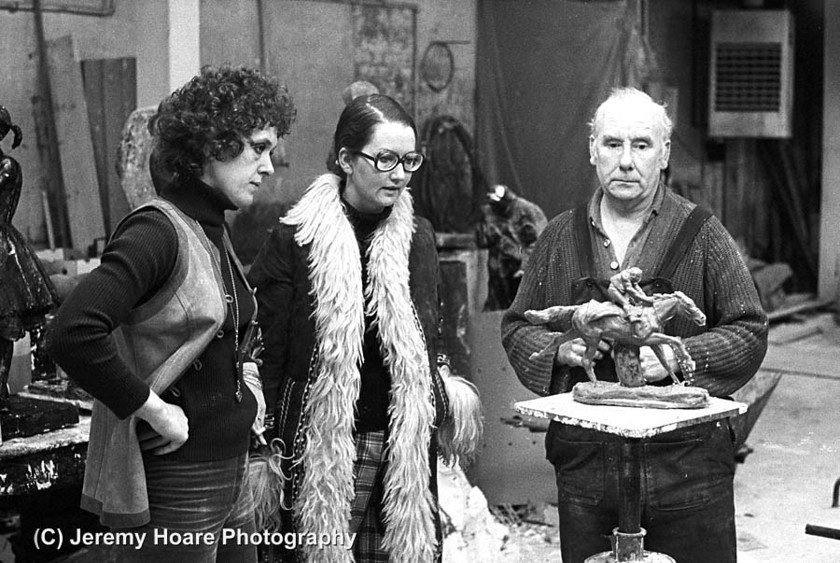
[{"x1": 501, "y1": 87, "x2": 767, "y2": 563}]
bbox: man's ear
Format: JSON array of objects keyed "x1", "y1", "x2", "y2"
[
  {"x1": 589, "y1": 135, "x2": 597, "y2": 165},
  {"x1": 337, "y1": 147, "x2": 354, "y2": 175},
  {"x1": 660, "y1": 139, "x2": 672, "y2": 168}
]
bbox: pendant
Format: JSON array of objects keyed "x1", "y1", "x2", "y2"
[{"x1": 235, "y1": 358, "x2": 243, "y2": 402}]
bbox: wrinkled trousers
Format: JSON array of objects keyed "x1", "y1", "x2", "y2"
[
  {"x1": 547, "y1": 419, "x2": 737, "y2": 563},
  {"x1": 114, "y1": 452, "x2": 257, "y2": 563}
]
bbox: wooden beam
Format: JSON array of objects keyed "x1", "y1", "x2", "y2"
[
  {"x1": 46, "y1": 35, "x2": 106, "y2": 254},
  {"x1": 819, "y1": 1, "x2": 840, "y2": 302},
  {"x1": 81, "y1": 58, "x2": 136, "y2": 238}
]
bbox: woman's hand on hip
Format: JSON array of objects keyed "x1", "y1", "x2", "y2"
[{"x1": 135, "y1": 391, "x2": 189, "y2": 455}]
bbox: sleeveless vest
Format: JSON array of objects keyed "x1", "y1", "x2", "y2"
[{"x1": 80, "y1": 198, "x2": 233, "y2": 527}]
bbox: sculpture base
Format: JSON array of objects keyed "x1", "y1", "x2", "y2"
[
  {"x1": 573, "y1": 381, "x2": 710, "y2": 409},
  {"x1": 0, "y1": 394, "x2": 80, "y2": 440}
]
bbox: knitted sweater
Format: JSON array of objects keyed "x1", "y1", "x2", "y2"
[
  {"x1": 343, "y1": 198, "x2": 394, "y2": 432},
  {"x1": 501, "y1": 187, "x2": 768, "y2": 399},
  {"x1": 47, "y1": 174, "x2": 256, "y2": 461}
]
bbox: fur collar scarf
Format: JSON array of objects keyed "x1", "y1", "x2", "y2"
[{"x1": 281, "y1": 174, "x2": 437, "y2": 562}]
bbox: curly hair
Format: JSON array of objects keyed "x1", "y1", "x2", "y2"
[{"x1": 149, "y1": 64, "x2": 296, "y2": 177}]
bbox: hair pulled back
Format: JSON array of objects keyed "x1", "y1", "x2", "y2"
[{"x1": 327, "y1": 93, "x2": 416, "y2": 179}]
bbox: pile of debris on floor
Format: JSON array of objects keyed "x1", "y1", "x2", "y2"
[{"x1": 438, "y1": 461, "x2": 562, "y2": 562}]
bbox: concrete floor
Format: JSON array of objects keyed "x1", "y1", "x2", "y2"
[{"x1": 734, "y1": 326, "x2": 840, "y2": 563}]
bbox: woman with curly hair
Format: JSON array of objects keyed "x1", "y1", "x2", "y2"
[{"x1": 46, "y1": 65, "x2": 295, "y2": 562}]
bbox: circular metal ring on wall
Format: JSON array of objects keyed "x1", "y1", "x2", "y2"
[{"x1": 420, "y1": 41, "x2": 455, "y2": 93}]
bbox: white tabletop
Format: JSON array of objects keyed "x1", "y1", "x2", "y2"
[{"x1": 515, "y1": 393, "x2": 747, "y2": 439}]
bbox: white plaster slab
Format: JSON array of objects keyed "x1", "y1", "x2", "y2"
[{"x1": 515, "y1": 393, "x2": 747, "y2": 439}]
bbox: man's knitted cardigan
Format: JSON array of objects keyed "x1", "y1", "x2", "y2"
[{"x1": 501, "y1": 187, "x2": 768, "y2": 399}]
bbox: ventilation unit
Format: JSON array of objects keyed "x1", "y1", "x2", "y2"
[{"x1": 708, "y1": 9, "x2": 794, "y2": 138}]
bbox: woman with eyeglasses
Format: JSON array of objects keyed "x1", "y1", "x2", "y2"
[{"x1": 247, "y1": 93, "x2": 480, "y2": 562}]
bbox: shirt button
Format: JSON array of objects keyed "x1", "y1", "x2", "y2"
[
  {"x1": 610, "y1": 260, "x2": 620, "y2": 270},
  {"x1": 603, "y1": 239, "x2": 611, "y2": 247}
]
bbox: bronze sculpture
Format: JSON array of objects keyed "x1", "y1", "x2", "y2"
[{"x1": 0, "y1": 105, "x2": 58, "y2": 402}]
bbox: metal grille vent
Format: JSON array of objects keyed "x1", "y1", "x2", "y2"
[{"x1": 714, "y1": 42, "x2": 782, "y2": 112}]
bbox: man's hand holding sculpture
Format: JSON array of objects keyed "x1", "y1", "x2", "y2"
[{"x1": 525, "y1": 267, "x2": 711, "y2": 409}]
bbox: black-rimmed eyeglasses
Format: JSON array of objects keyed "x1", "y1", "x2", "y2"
[{"x1": 354, "y1": 149, "x2": 425, "y2": 173}]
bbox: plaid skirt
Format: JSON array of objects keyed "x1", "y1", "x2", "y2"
[{"x1": 350, "y1": 430, "x2": 389, "y2": 562}]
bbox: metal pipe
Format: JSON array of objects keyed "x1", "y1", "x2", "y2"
[
  {"x1": 805, "y1": 524, "x2": 840, "y2": 541},
  {"x1": 256, "y1": 0, "x2": 268, "y2": 74},
  {"x1": 618, "y1": 440, "x2": 642, "y2": 534}
]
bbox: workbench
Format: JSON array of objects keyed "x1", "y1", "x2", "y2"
[{"x1": 1, "y1": 413, "x2": 95, "y2": 562}]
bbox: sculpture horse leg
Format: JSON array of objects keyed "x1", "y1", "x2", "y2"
[
  {"x1": 645, "y1": 333, "x2": 696, "y2": 383},
  {"x1": 579, "y1": 336, "x2": 602, "y2": 383},
  {"x1": 649, "y1": 343, "x2": 683, "y2": 385},
  {"x1": 528, "y1": 331, "x2": 577, "y2": 364}
]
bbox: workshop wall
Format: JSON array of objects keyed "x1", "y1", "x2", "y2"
[
  {"x1": 200, "y1": 0, "x2": 476, "y2": 212},
  {"x1": 1, "y1": 0, "x2": 477, "y2": 254},
  {"x1": 0, "y1": 1, "x2": 138, "y2": 247}
]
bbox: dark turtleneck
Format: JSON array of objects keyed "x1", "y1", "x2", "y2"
[
  {"x1": 342, "y1": 198, "x2": 394, "y2": 432},
  {"x1": 47, "y1": 173, "x2": 256, "y2": 461}
]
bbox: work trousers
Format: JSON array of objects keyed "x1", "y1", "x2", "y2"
[
  {"x1": 547, "y1": 419, "x2": 737, "y2": 563},
  {"x1": 114, "y1": 452, "x2": 257, "y2": 563}
]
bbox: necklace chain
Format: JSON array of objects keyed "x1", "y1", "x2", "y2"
[
  {"x1": 199, "y1": 224, "x2": 243, "y2": 402},
  {"x1": 223, "y1": 245, "x2": 243, "y2": 402}
]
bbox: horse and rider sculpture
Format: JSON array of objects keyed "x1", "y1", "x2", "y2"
[{"x1": 525, "y1": 267, "x2": 707, "y2": 389}]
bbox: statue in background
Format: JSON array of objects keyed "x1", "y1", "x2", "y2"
[
  {"x1": 476, "y1": 184, "x2": 547, "y2": 310},
  {"x1": 0, "y1": 105, "x2": 59, "y2": 402}
]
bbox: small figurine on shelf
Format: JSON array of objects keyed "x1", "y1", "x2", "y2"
[{"x1": 0, "y1": 104, "x2": 59, "y2": 403}]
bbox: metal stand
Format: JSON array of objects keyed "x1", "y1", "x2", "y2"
[
  {"x1": 584, "y1": 439, "x2": 675, "y2": 562},
  {"x1": 516, "y1": 393, "x2": 747, "y2": 563}
]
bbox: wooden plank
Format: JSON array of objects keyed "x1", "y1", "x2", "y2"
[
  {"x1": 81, "y1": 57, "x2": 135, "y2": 238},
  {"x1": 767, "y1": 298, "x2": 831, "y2": 322},
  {"x1": 760, "y1": 343, "x2": 840, "y2": 380},
  {"x1": 769, "y1": 322, "x2": 823, "y2": 345},
  {"x1": 80, "y1": 60, "x2": 109, "y2": 235},
  {"x1": 0, "y1": 0, "x2": 114, "y2": 16},
  {"x1": 104, "y1": 58, "x2": 135, "y2": 228},
  {"x1": 46, "y1": 34, "x2": 106, "y2": 253}
]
